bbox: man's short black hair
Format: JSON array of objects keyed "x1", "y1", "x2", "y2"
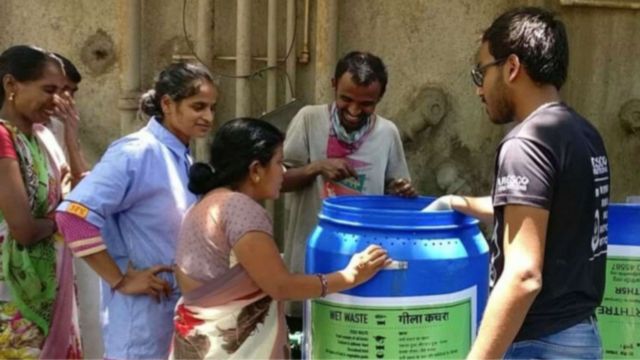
[
  {"x1": 334, "y1": 51, "x2": 388, "y2": 97},
  {"x1": 54, "y1": 53, "x2": 82, "y2": 84},
  {"x1": 482, "y1": 7, "x2": 568, "y2": 90}
]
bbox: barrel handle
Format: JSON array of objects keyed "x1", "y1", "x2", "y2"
[{"x1": 383, "y1": 260, "x2": 408, "y2": 270}]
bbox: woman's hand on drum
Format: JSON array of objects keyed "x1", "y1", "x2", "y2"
[
  {"x1": 343, "y1": 245, "x2": 391, "y2": 286},
  {"x1": 116, "y1": 262, "x2": 173, "y2": 302}
]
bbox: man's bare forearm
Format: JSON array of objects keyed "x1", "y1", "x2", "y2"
[
  {"x1": 451, "y1": 195, "x2": 494, "y2": 225},
  {"x1": 281, "y1": 164, "x2": 318, "y2": 192}
]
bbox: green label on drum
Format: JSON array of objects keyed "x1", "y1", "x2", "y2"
[
  {"x1": 309, "y1": 287, "x2": 476, "y2": 359},
  {"x1": 598, "y1": 245, "x2": 640, "y2": 359}
]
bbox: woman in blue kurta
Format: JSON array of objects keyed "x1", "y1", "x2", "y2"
[{"x1": 55, "y1": 62, "x2": 218, "y2": 359}]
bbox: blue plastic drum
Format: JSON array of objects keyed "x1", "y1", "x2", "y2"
[
  {"x1": 597, "y1": 204, "x2": 640, "y2": 359},
  {"x1": 304, "y1": 196, "x2": 489, "y2": 359}
]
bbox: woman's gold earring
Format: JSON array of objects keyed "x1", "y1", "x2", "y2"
[
  {"x1": 254, "y1": 176, "x2": 261, "y2": 183},
  {"x1": 8, "y1": 93, "x2": 15, "y2": 102}
]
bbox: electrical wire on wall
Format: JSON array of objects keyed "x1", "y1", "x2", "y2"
[{"x1": 181, "y1": 0, "x2": 297, "y2": 101}]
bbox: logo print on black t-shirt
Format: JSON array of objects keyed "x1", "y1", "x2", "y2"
[
  {"x1": 590, "y1": 155, "x2": 609, "y2": 260},
  {"x1": 496, "y1": 175, "x2": 530, "y2": 193}
]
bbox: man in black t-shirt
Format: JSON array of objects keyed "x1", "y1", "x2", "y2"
[{"x1": 426, "y1": 7, "x2": 609, "y2": 359}]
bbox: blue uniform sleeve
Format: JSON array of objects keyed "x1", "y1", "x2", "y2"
[{"x1": 57, "y1": 138, "x2": 144, "y2": 228}]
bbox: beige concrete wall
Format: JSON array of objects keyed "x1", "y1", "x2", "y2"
[
  {"x1": 561, "y1": 5, "x2": 640, "y2": 201},
  {"x1": 1, "y1": 2, "x2": 635, "y2": 197}
]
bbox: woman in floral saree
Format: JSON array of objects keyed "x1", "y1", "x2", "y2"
[
  {"x1": 0, "y1": 45, "x2": 82, "y2": 359},
  {"x1": 171, "y1": 118, "x2": 390, "y2": 359}
]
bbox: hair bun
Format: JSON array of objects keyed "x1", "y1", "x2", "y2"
[
  {"x1": 188, "y1": 162, "x2": 216, "y2": 195},
  {"x1": 139, "y1": 89, "x2": 161, "y2": 117}
]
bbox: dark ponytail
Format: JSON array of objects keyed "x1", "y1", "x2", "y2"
[
  {"x1": 139, "y1": 62, "x2": 215, "y2": 121},
  {"x1": 188, "y1": 118, "x2": 284, "y2": 195}
]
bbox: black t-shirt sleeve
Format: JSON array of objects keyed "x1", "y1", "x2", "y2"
[{"x1": 493, "y1": 137, "x2": 556, "y2": 209}]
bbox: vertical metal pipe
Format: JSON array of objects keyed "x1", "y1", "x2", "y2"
[
  {"x1": 196, "y1": 0, "x2": 214, "y2": 68},
  {"x1": 194, "y1": 0, "x2": 214, "y2": 161},
  {"x1": 281, "y1": 0, "x2": 299, "y2": 251},
  {"x1": 314, "y1": 0, "x2": 338, "y2": 103},
  {"x1": 285, "y1": 0, "x2": 296, "y2": 102},
  {"x1": 266, "y1": 0, "x2": 279, "y2": 238},
  {"x1": 299, "y1": 0, "x2": 310, "y2": 64},
  {"x1": 236, "y1": 0, "x2": 252, "y2": 117},
  {"x1": 118, "y1": 0, "x2": 142, "y2": 135},
  {"x1": 267, "y1": 0, "x2": 278, "y2": 112}
]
